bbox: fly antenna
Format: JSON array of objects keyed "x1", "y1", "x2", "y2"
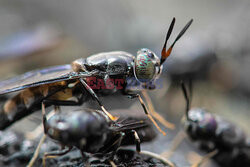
[
  {"x1": 160, "y1": 18, "x2": 193, "y2": 65},
  {"x1": 181, "y1": 81, "x2": 190, "y2": 120},
  {"x1": 161, "y1": 17, "x2": 175, "y2": 65}
]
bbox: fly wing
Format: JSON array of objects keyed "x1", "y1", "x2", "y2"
[{"x1": 0, "y1": 64, "x2": 78, "y2": 94}]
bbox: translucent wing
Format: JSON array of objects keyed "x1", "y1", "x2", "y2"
[{"x1": 0, "y1": 64, "x2": 80, "y2": 94}]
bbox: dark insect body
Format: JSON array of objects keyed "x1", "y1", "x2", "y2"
[
  {"x1": 42, "y1": 108, "x2": 156, "y2": 166},
  {"x1": 0, "y1": 18, "x2": 193, "y2": 132},
  {"x1": 181, "y1": 82, "x2": 250, "y2": 167},
  {"x1": 0, "y1": 111, "x2": 157, "y2": 166}
]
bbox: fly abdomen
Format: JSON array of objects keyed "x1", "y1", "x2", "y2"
[
  {"x1": 0, "y1": 88, "x2": 43, "y2": 130},
  {"x1": 0, "y1": 81, "x2": 72, "y2": 130},
  {"x1": 215, "y1": 118, "x2": 247, "y2": 149}
]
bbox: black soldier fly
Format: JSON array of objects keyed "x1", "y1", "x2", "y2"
[
  {"x1": 1, "y1": 108, "x2": 164, "y2": 167},
  {"x1": 40, "y1": 107, "x2": 154, "y2": 166},
  {"x1": 0, "y1": 18, "x2": 193, "y2": 135},
  {"x1": 180, "y1": 82, "x2": 250, "y2": 167}
]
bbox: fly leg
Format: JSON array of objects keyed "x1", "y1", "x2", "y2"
[
  {"x1": 88, "y1": 133, "x2": 125, "y2": 167},
  {"x1": 43, "y1": 146, "x2": 73, "y2": 167},
  {"x1": 25, "y1": 85, "x2": 76, "y2": 139},
  {"x1": 26, "y1": 94, "x2": 85, "y2": 167},
  {"x1": 108, "y1": 133, "x2": 125, "y2": 156},
  {"x1": 25, "y1": 110, "x2": 55, "y2": 140},
  {"x1": 80, "y1": 152, "x2": 91, "y2": 167},
  {"x1": 27, "y1": 102, "x2": 50, "y2": 167},
  {"x1": 100, "y1": 133, "x2": 125, "y2": 162},
  {"x1": 130, "y1": 130, "x2": 141, "y2": 152},
  {"x1": 42, "y1": 92, "x2": 85, "y2": 106},
  {"x1": 109, "y1": 160, "x2": 117, "y2": 167},
  {"x1": 128, "y1": 93, "x2": 166, "y2": 135},
  {"x1": 26, "y1": 134, "x2": 47, "y2": 167},
  {"x1": 26, "y1": 94, "x2": 84, "y2": 140},
  {"x1": 190, "y1": 150, "x2": 218, "y2": 167},
  {"x1": 141, "y1": 90, "x2": 175, "y2": 130},
  {"x1": 79, "y1": 78, "x2": 116, "y2": 121},
  {"x1": 161, "y1": 131, "x2": 186, "y2": 159},
  {"x1": 107, "y1": 133, "x2": 125, "y2": 166}
]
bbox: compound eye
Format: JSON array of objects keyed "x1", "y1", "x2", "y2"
[
  {"x1": 135, "y1": 49, "x2": 161, "y2": 83},
  {"x1": 135, "y1": 53, "x2": 155, "y2": 82}
]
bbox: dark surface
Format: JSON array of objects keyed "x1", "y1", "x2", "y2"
[{"x1": 0, "y1": 130, "x2": 169, "y2": 167}]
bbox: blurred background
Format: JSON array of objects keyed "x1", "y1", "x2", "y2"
[{"x1": 0, "y1": 0, "x2": 250, "y2": 166}]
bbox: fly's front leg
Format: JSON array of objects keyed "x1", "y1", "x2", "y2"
[
  {"x1": 127, "y1": 93, "x2": 166, "y2": 136},
  {"x1": 141, "y1": 90, "x2": 175, "y2": 130},
  {"x1": 79, "y1": 78, "x2": 116, "y2": 121}
]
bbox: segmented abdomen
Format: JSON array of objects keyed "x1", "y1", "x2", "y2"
[{"x1": 0, "y1": 81, "x2": 72, "y2": 130}]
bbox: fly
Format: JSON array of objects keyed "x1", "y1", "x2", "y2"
[{"x1": 0, "y1": 18, "x2": 193, "y2": 135}]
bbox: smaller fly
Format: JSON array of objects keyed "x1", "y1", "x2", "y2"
[
  {"x1": 181, "y1": 82, "x2": 250, "y2": 167},
  {"x1": 40, "y1": 107, "x2": 155, "y2": 166}
]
